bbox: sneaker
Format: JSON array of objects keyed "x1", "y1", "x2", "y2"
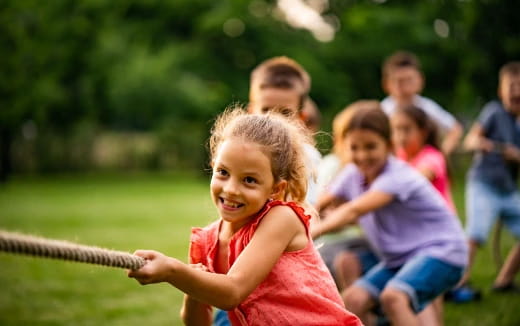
[
  {"x1": 444, "y1": 284, "x2": 482, "y2": 303},
  {"x1": 491, "y1": 283, "x2": 520, "y2": 293}
]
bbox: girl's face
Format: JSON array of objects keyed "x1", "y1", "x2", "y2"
[
  {"x1": 391, "y1": 112, "x2": 425, "y2": 157},
  {"x1": 211, "y1": 138, "x2": 285, "y2": 231},
  {"x1": 345, "y1": 129, "x2": 391, "y2": 182}
]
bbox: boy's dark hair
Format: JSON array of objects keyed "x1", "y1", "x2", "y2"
[
  {"x1": 262, "y1": 64, "x2": 304, "y2": 89},
  {"x1": 382, "y1": 51, "x2": 422, "y2": 80},
  {"x1": 395, "y1": 105, "x2": 441, "y2": 150},
  {"x1": 499, "y1": 61, "x2": 520, "y2": 81},
  {"x1": 251, "y1": 56, "x2": 310, "y2": 92},
  {"x1": 250, "y1": 56, "x2": 310, "y2": 109}
]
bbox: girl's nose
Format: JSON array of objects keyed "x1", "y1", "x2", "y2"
[
  {"x1": 356, "y1": 150, "x2": 369, "y2": 162},
  {"x1": 223, "y1": 179, "x2": 240, "y2": 195}
]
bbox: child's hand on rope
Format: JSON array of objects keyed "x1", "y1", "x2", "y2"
[{"x1": 127, "y1": 250, "x2": 178, "y2": 285}]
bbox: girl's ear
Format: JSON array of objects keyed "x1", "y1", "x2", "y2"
[{"x1": 271, "y1": 180, "x2": 288, "y2": 200}]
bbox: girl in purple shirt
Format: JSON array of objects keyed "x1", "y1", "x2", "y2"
[{"x1": 312, "y1": 104, "x2": 468, "y2": 326}]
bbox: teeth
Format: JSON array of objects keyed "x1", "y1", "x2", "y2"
[{"x1": 223, "y1": 199, "x2": 241, "y2": 208}]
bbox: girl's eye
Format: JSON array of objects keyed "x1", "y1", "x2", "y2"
[
  {"x1": 216, "y1": 169, "x2": 228, "y2": 177},
  {"x1": 244, "y1": 176, "x2": 257, "y2": 184}
]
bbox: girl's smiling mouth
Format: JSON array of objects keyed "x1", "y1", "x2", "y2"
[{"x1": 220, "y1": 197, "x2": 244, "y2": 209}]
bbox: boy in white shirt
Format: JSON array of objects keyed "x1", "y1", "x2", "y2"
[{"x1": 381, "y1": 51, "x2": 463, "y2": 155}]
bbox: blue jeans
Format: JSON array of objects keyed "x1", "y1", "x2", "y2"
[
  {"x1": 355, "y1": 255, "x2": 464, "y2": 312},
  {"x1": 213, "y1": 309, "x2": 230, "y2": 326},
  {"x1": 466, "y1": 180, "x2": 520, "y2": 243}
]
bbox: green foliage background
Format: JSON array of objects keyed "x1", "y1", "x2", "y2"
[{"x1": 1, "y1": 0, "x2": 519, "y2": 177}]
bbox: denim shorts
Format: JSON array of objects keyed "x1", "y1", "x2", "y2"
[
  {"x1": 356, "y1": 249, "x2": 380, "y2": 274},
  {"x1": 354, "y1": 255, "x2": 464, "y2": 312},
  {"x1": 465, "y1": 180, "x2": 520, "y2": 243},
  {"x1": 213, "y1": 309, "x2": 230, "y2": 326}
]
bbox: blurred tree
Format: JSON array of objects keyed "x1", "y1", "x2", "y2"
[
  {"x1": 0, "y1": 0, "x2": 108, "y2": 179},
  {"x1": 0, "y1": 0, "x2": 518, "y2": 179}
]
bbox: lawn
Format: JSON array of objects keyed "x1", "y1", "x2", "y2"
[{"x1": 0, "y1": 171, "x2": 519, "y2": 325}]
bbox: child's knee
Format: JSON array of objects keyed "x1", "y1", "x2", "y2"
[
  {"x1": 380, "y1": 288, "x2": 409, "y2": 312},
  {"x1": 343, "y1": 286, "x2": 372, "y2": 312},
  {"x1": 333, "y1": 252, "x2": 361, "y2": 274}
]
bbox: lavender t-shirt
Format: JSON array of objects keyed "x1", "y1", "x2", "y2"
[{"x1": 329, "y1": 156, "x2": 468, "y2": 268}]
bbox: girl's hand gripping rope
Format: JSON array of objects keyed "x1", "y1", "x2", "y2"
[{"x1": 127, "y1": 250, "x2": 179, "y2": 285}]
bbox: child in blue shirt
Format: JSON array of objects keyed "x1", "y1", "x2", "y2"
[{"x1": 460, "y1": 61, "x2": 520, "y2": 292}]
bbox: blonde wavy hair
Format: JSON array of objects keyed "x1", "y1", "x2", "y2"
[{"x1": 209, "y1": 105, "x2": 312, "y2": 203}]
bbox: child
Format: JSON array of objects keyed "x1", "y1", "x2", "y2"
[
  {"x1": 315, "y1": 100, "x2": 380, "y2": 289},
  {"x1": 212, "y1": 56, "x2": 322, "y2": 326},
  {"x1": 459, "y1": 61, "x2": 520, "y2": 292},
  {"x1": 391, "y1": 105, "x2": 456, "y2": 212},
  {"x1": 312, "y1": 104, "x2": 468, "y2": 326},
  {"x1": 381, "y1": 51, "x2": 463, "y2": 156},
  {"x1": 247, "y1": 56, "x2": 322, "y2": 205},
  {"x1": 128, "y1": 107, "x2": 361, "y2": 326}
]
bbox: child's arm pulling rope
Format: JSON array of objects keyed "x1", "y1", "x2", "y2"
[{"x1": 0, "y1": 230, "x2": 146, "y2": 270}]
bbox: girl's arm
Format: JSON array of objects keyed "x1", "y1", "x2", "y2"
[
  {"x1": 179, "y1": 264, "x2": 213, "y2": 326},
  {"x1": 441, "y1": 122, "x2": 463, "y2": 156},
  {"x1": 311, "y1": 190, "x2": 393, "y2": 239},
  {"x1": 416, "y1": 153, "x2": 444, "y2": 181},
  {"x1": 315, "y1": 190, "x2": 340, "y2": 213},
  {"x1": 180, "y1": 295, "x2": 212, "y2": 326},
  {"x1": 128, "y1": 205, "x2": 305, "y2": 310},
  {"x1": 417, "y1": 166, "x2": 435, "y2": 181}
]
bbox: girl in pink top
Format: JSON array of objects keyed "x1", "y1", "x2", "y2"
[
  {"x1": 128, "y1": 107, "x2": 361, "y2": 326},
  {"x1": 391, "y1": 105, "x2": 456, "y2": 212}
]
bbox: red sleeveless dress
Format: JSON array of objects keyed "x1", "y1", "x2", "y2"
[{"x1": 189, "y1": 200, "x2": 362, "y2": 326}]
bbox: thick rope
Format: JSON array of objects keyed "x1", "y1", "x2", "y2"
[{"x1": 0, "y1": 230, "x2": 146, "y2": 270}]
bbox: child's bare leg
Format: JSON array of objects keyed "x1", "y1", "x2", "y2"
[
  {"x1": 343, "y1": 286, "x2": 376, "y2": 326},
  {"x1": 458, "y1": 239, "x2": 480, "y2": 286},
  {"x1": 380, "y1": 288, "x2": 420, "y2": 326},
  {"x1": 417, "y1": 296, "x2": 444, "y2": 326},
  {"x1": 494, "y1": 242, "x2": 520, "y2": 287},
  {"x1": 334, "y1": 251, "x2": 362, "y2": 291}
]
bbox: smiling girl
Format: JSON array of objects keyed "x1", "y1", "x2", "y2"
[
  {"x1": 127, "y1": 107, "x2": 361, "y2": 326},
  {"x1": 312, "y1": 104, "x2": 467, "y2": 326}
]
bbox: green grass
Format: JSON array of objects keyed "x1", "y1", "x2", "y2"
[
  {"x1": 0, "y1": 172, "x2": 215, "y2": 326},
  {"x1": 0, "y1": 171, "x2": 519, "y2": 325}
]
